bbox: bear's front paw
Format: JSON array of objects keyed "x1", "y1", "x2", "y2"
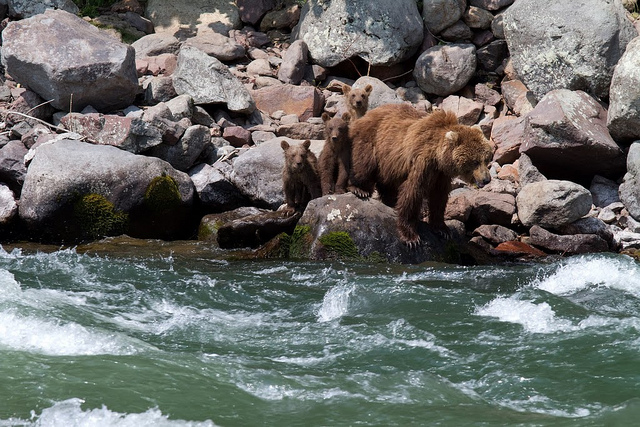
[
  {"x1": 431, "y1": 224, "x2": 452, "y2": 240},
  {"x1": 399, "y1": 230, "x2": 422, "y2": 248},
  {"x1": 281, "y1": 206, "x2": 297, "y2": 216},
  {"x1": 348, "y1": 185, "x2": 371, "y2": 199}
]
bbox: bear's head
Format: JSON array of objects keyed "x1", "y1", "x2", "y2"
[
  {"x1": 322, "y1": 112, "x2": 351, "y2": 143},
  {"x1": 446, "y1": 126, "x2": 494, "y2": 188},
  {"x1": 343, "y1": 84, "x2": 373, "y2": 111},
  {"x1": 282, "y1": 139, "x2": 313, "y2": 173}
]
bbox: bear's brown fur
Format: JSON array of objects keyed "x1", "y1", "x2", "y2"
[
  {"x1": 343, "y1": 84, "x2": 373, "y2": 119},
  {"x1": 349, "y1": 104, "x2": 494, "y2": 244},
  {"x1": 281, "y1": 139, "x2": 322, "y2": 215},
  {"x1": 319, "y1": 112, "x2": 352, "y2": 195}
]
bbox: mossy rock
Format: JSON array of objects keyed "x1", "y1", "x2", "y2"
[
  {"x1": 318, "y1": 231, "x2": 360, "y2": 259},
  {"x1": 144, "y1": 173, "x2": 182, "y2": 213},
  {"x1": 73, "y1": 193, "x2": 128, "y2": 240},
  {"x1": 279, "y1": 225, "x2": 313, "y2": 259}
]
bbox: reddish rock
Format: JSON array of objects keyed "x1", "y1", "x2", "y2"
[
  {"x1": 251, "y1": 84, "x2": 324, "y2": 121},
  {"x1": 493, "y1": 240, "x2": 546, "y2": 257},
  {"x1": 491, "y1": 115, "x2": 525, "y2": 165},
  {"x1": 223, "y1": 126, "x2": 253, "y2": 147},
  {"x1": 441, "y1": 95, "x2": 484, "y2": 125}
]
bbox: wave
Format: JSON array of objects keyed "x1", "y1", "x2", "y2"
[{"x1": 0, "y1": 398, "x2": 216, "y2": 427}]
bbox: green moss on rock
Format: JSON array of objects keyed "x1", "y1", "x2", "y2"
[
  {"x1": 144, "y1": 173, "x2": 181, "y2": 213},
  {"x1": 319, "y1": 231, "x2": 359, "y2": 259},
  {"x1": 279, "y1": 225, "x2": 312, "y2": 259},
  {"x1": 73, "y1": 193, "x2": 128, "y2": 240}
]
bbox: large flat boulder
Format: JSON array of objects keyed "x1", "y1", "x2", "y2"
[
  {"x1": 145, "y1": 0, "x2": 241, "y2": 37},
  {"x1": 8, "y1": 0, "x2": 78, "y2": 19},
  {"x1": 608, "y1": 36, "x2": 640, "y2": 142},
  {"x1": 503, "y1": 0, "x2": 635, "y2": 100},
  {"x1": 19, "y1": 139, "x2": 195, "y2": 242},
  {"x1": 1, "y1": 10, "x2": 138, "y2": 113},
  {"x1": 519, "y1": 89, "x2": 625, "y2": 184},
  {"x1": 172, "y1": 46, "x2": 255, "y2": 114},
  {"x1": 293, "y1": 0, "x2": 423, "y2": 67}
]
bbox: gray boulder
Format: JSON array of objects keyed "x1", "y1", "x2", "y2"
[
  {"x1": 520, "y1": 89, "x2": 625, "y2": 184},
  {"x1": 0, "y1": 140, "x2": 28, "y2": 195},
  {"x1": 608, "y1": 36, "x2": 640, "y2": 142},
  {"x1": 8, "y1": 0, "x2": 78, "y2": 19},
  {"x1": 278, "y1": 40, "x2": 308, "y2": 85},
  {"x1": 422, "y1": 0, "x2": 466, "y2": 34},
  {"x1": 503, "y1": 0, "x2": 635, "y2": 100},
  {"x1": 229, "y1": 137, "x2": 323, "y2": 210},
  {"x1": 297, "y1": 193, "x2": 458, "y2": 264},
  {"x1": 182, "y1": 33, "x2": 246, "y2": 62},
  {"x1": 619, "y1": 142, "x2": 640, "y2": 221},
  {"x1": 172, "y1": 46, "x2": 256, "y2": 114},
  {"x1": 293, "y1": 0, "x2": 423, "y2": 67},
  {"x1": 147, "y1": 124, "x2": 212, "y2": 172},
  {"x1": 516, "y1": 180, "x2": 593, "y2": 229},
  {"x1": 0, "y1": 184, "x2": 17, "y2": 225},
  {"x1": 528, "y1": 225, "x2": 609, "y2": 254},
  {"x1": 414, "y1": 44, "x2": 477, "y2": 96},
  {"x1": 19, "y1": 139, "x2": 195, "y2": 242},
  {"x1": 132, "y1": 33, "x2": 181, "y2": 58},
  {"x1": 145, "y1": 0, "x2": 241, "y2": 37},
  {"x1": 60, "y1": 113, "x2": 164, "y2": 154},
  {"x1": 2, "y1": 10, "x2": 138, "y2": 113},
  {"x1": 189, "y1": 163, "x2": 249, "y2": 212}
]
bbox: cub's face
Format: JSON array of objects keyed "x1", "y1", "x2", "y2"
[
  {"x1": 282, "y1": 140, "x2": 311, "y2": 173},
  {"x1": 449, "y1": 127, "x2": 495, "y2": 188},
  {"x1": 322, "y1": 113, "x2": 350, "y2": 143},
  {"x1": 343, "y1": 84, "x2": 373, "y2": 110}
]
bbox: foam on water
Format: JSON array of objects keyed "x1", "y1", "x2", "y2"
[
  {"x1": 0, "y1": 310, "x2": 141, "y2": 356},
  {"x1": 475, "y1": 296, "x2": 576, "y2": 334},
  {"x1": 1, "y1": 398, "x2": 216, "y2": 427},
  {"x1": 532, "y1": 254, "x2": 640, "y2": 297},
  {"x1": 317, "y1": 283, "x2": 356, "y2": 322}
]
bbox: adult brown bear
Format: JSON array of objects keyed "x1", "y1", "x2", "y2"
[{"x1": 349, "y1": 104, "x2": 494, "y2": 245}]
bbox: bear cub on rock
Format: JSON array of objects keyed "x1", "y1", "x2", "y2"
[
  {"x1": 319, "y1": 112, "x2": 352, "y2": 195},
  {"x1": 349, "y1": 104, "x2": 494, "y2": 245},
  {"x1": 281, "y1": 139, "x2": 322, "y2": 215},
  {"x1": 342, "y1": 84, "x2": 373, "y2": 119}
]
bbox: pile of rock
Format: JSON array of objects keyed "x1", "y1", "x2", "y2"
[{"x1": 1, "y1": 0, "x2": 640, "y2": 264}]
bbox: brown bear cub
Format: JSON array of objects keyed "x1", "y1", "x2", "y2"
[
  {"x1": 342, "y1": 84, "x2": 373, "y2": 119},
  {"x1": 349, "y1": 104, "x2": 494, "y2": 245},
  {"x1": 319, "y1": 112, "x2": 352, "y2": 195},
  {"x1": 281, "y1": 139, "x2": 322, "y2": 215}
]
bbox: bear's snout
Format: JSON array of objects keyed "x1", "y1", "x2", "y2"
[{"x1": 474, "y1": 168, "x2": 492, "y2": 188}]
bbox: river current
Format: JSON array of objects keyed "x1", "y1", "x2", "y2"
[{"x1": 1, "y1": 242, "x2": 640, "y2": 426}]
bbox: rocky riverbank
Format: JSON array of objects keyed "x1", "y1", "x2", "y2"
[{"x1": 1, "y1": 0, "x2": 640, "y2": 264}]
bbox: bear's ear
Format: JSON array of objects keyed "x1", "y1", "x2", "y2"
[
  {"x1": 445, "y1": 131, "x2": 459, "y2": 144},
  {"x1": 342, "y1": 112, "x2": 351, "y2": 123},
  {"x1": 281, "y1": 140, "x2": 290, "y2": 150},
  {"x1": 322, "y1": 112, "x2": 331, "y2": 122},
  {"x1": 342, "y1": 84, "x2": 351, "y2": 95},
  {"x1": 364, "y1": 84, "x2": 373, "y2": 94},
  {"x1": 302, "y1": 139, "x2": 311, "y2": 149}
]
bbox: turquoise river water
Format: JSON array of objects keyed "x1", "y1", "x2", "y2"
[{"x1": 1, "y1": 241, "x2": 640, "y2": 426}]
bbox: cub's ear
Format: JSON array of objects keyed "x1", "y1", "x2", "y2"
[
  {"x1": 322, "y1": 112, "x2": 331, "y2": 122},
  {"x1": 445, "y1": 131, "x2": 459, "y2": 144},
  {"x1": 341, "y1": 112, "x2": 351, "y2": 123},
  {"x1": 281, "y1": 140, "x2": 290, "y2": 150},
  {"x1": 364, "y1": 84, "x2": 373, "y2": 94},
  {"x1": 302, "y1": 139, "x2": 311, "y2": 149},
  {"x1": 342, "y1": 84, "x2": 351, "y2": 95}
]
